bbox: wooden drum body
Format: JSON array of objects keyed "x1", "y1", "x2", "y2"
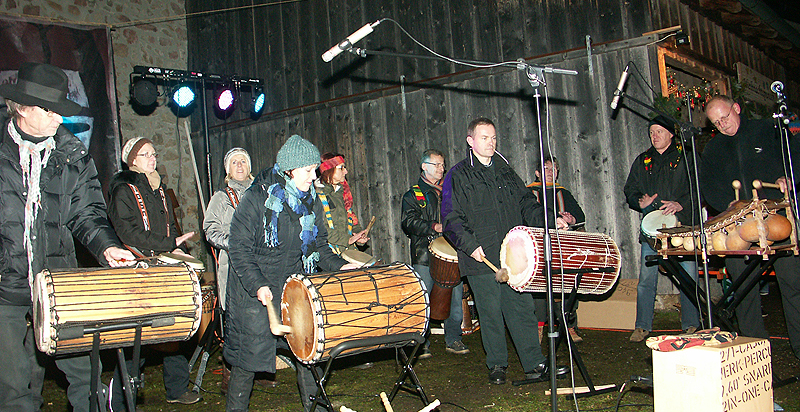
[
  {"x1": 499, "y1": 226, "x2": 621, "y2": 294},
  {"x1": 33, "y1": 265, "x2": 202, "y2": 355},
  {"x1": 427, "y1": 237, "x2": 460, "y2": 320},
  {"x1": 281, "y1": 263, "x2": 428, "y2": 364}
]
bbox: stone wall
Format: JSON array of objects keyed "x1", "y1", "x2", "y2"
[{"x1": 3, "y1": 1, "x2": 204, "y2": 261}]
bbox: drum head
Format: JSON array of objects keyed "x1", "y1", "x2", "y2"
[
  {"x1": 641, "y1": 211, "x2": 678, "y2": 237},
  {"x1": 500, "y1": 228, "x2": 539, "y2": 289},
  {"x1": 158, "y1": 252, "x2": 205, "y2": 271},
  {"x1": 428, "y1": 237, "x2": 457, "y2": 262},
  {"x1": 341, "y1": 249, "x2": 374, "y2": 266},
  {"x1": 281, "y1": 276, "x2": 319, "y2": 363},
  {"x1": 32, "y1": 270, "x2": 54, "y2": 354}
]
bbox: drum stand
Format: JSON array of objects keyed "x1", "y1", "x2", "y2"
[
  {"x1": 308, "y1": 332, "x2": 428, "y2": 412},
  {"x1": 512, "y1": 270, "x2": 618, "y2": 398},
  {"x1": 188, "y1": 297, "x2": 223, "y2": 392}
]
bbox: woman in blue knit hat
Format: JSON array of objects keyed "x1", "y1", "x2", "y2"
[{"x1": 225, "y1": 135, "x2": 359, "y2": 411}]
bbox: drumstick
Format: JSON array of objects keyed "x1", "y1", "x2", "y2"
[
  {"x1": 379, "y1": 392, "x2": 393, "y2": 412},
  {"x1": 753, "y1": 180, "x2": 781, "y2": 190},
  {"x1": 362, "y1": 216, "x2": 376, "y2": 236},
  {"x1": 483, "y1": 257, "x2": 510, "y2": 283},
  {"x1": 732, "y1": 180, "x2": 741, "y2": 201},
  {"x1": 417, "y1": 400, "x2": 441, "y2": 412},
  {"x1": 265, "y1": 301, "x2": 292, "y2": 336}
]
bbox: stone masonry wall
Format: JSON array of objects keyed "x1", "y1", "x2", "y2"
[{"x1": 3, "y1": 1, "x2": 204, "y2": 261}]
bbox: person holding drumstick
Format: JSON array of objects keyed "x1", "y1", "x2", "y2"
[
  {"x1": 225, "y1": 135, "x2": 359, "y2": 412},
  {"x1": 107, "y1": 136, "x2": 200, "y2": 408},
  {"x1": 441, "y1": 117, "x2": 568, "y2": 385},
  {"x1": 315, "y1": 152, "x2": 370, "y2": 256},
  {"x1": 528, "y1": 155, "x2": 586, "y2": 343},
  {"x1": 0, "y1": 62, "x2": 135, "y2": 412},
  {"x1": 702, "y1": 95, "x2": 800, "y2": 361},
  {"x1": 623, "y1": 115, "x2": 700, "y2": 343},
  {"x1": 401, "y1": 149, "x2": 469, "y2": 358}
]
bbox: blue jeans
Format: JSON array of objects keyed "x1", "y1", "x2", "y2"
[
  {"x1": 635, "y1": 242, "x2": 701, "y2": 331},
  {"x1": 414, "y1": 264, "x2": 463, "y2": 345},
  {"x1": 0, "y1": 305, "x2": 93, "y2": 412}
]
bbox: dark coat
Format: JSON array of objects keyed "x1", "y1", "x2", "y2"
[
  {"x1": 400, "y1": 177, "x2": 441, "y2": 266},
  {"x1": 225, "y1": 168, "x2": 347, "y2": 372},
  {"x1": 107, "y1": 170, "x2": 183, "y2": 256},
  {"x1": 441, "y1": 151, "x2": 549, "y2": 276},
  {"x1": 0, "y1": 116, "x2": 121, "y2": 306},
  {"x1": 528, "y1": 182, "x2": 585, "y2": 225}
]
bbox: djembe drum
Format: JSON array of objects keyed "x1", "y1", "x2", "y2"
[{"x1": 427, "y1": 236, "x2": 461, "y2": 320}]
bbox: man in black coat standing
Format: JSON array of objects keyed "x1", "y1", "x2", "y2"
[
  {"x1": 0, "y1": 63, "x2": 134, "y2": 412},
  {"x1": 441, "y1": 117, "x2": 566, "y2": 385}
]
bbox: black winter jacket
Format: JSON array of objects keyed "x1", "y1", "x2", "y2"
[
  {"x1": 107, "y1": 170, "x2": 183, "y2": 256},
  {"x1": 441, "y1": 152, "x2": 549, "y2": 276},
  {"x1": 224, "y1": 167, "x2": 347, "y2": 372},
  {"x1": 400, "y1": 177, "x2": 441, "y2": 266},
  {"x1": 0, "y1": 116, "x2": 121, "y2": 306}
]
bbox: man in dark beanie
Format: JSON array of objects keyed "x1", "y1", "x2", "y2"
[
  {"x1": 623, "y1": 115, "x2": 700, "y2": 343},
  {"x1": 0, "y1": 62, "x2": 135, "y2": 411}
]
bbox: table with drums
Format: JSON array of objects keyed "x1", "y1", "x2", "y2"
[
  {"x1": 499, "y1": 226, "x2": 621, "y2": 396},
  {"x1": 33, "y1": 261, "x2": 203, "y2": 412},
  {"x1": 280, "y1": 262, "x2": 431, "y2": 411}
]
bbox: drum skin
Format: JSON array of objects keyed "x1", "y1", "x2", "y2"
[
  {"x1": 33, "y1": 265, "x2": 202, "y2": 355},
  {"x1": 281, "y1": 263, "x2": 428, "y2": 364},
  {"x1": 500, "y1": 226, "x2": 621, "y2": 294}
]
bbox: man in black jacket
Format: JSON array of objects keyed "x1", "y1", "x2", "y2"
[
  {"x1": 0, "y1": 63, "x2": 134, "y2": 412},
  {"x1": 401, "y1": 149, "x2": 469, "y2": 358},
  {"x1": 441, "y1": 117, "x2": 566, "y2": 385},
  {"x1": 702, "y1": 95, "x2": 800, "y2": 361},
  {"x1": 624, "y1": 116, "x2": 700, "y2": 343}
]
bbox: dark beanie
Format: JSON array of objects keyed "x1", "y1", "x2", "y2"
[
  {"x1": 648, "y1": 115, "x2": 676, "y2": 135},
  {"x1": 276, "y1": 135, "x2": 321, "y2": 171}
]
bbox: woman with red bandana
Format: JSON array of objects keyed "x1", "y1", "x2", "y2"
[{"x1": 315, "y1": 153, "x2": 369, "y2": 255}]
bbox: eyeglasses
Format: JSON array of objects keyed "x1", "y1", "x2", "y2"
[
  {"x1": 136, "y1": 152, "x2": 159, "y2": 159},
  {"x1": 423, "y1": 162, "x2": 445, "y2": 169},
  {"x1": 712, "y1": 104, "x2": 734, "y2": 128}
]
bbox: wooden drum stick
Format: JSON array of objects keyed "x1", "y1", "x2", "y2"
[
  {"x1": 265, "y1": 300, "x2": 292, "y2": 336},
  {"x1": 482, "y1": 257, "x2": 510, "y2": 283},
  {"x1": 732, "y1": 180, "x2": 741, "y2": 201},
  {"x1": 379, "y1": 392, "x2": 394, "y2": 412},
  {"x1": 753, "y1": 179, "x2": 781, "y2": 190}
]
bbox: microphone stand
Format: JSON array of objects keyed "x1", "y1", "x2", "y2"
[
  {"x1": 773, "y1": 94, "x2": 800, "y2": 225},
  {"x1": 343, "y1": 45, "x2": 575, "y2": 412},
  {"x1": 615, "y1": 90, "x2": 714, "y2": 329}
]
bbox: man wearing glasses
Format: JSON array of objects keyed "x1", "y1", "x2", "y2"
[
  {"x1": 401, "y1": 149, "x2": 469, "y2": 358},
  {"x1": 701, "y1": 94, "x2": 800, "y2": 362}
]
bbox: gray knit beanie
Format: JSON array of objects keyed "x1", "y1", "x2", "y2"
[{"x1": 276, "y1": 135, "x2": 320, "y2": 171}]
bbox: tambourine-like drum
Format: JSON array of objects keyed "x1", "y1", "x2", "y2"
[
  {"x1": 641, "y1": 210, "x2": 678, "y2": 248},
  {"x1": 281, "y1": 263, "x2": 428, "y2": 364},
  {"x1": 427, "y1": 237, "x2": 461, "y2": 320},
  {"x1": 33, "y1": 265, "x2": 202, "y2": 355},
  {"x1": 499, "y1": 226, "x2": 621, "y2": 294},
  {"x1": 341, "y1": 249, "x2": 377, "y2": 267}
]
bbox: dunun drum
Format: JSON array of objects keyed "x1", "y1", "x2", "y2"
[
  {"x1": 499, "y1": 226, "x2": 621, "y2": 294},
  {"x1": 427, "y1": 236, "x2": 460, "y2": 320},
  {"x1": 33, "y1": 265, "x2": 202, "y2": 355},
  {"x1": 281, "y1": 263, "x2": 428, "y2": 364}
]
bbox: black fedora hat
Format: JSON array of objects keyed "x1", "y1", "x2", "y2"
[{"x1": 0, "y1": 62, "x2": 81, "y2": 117}]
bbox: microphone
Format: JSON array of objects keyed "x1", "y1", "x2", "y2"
[
  {"x1": 771, "y1": 80, "x2": 784, "y2": 94},
  {"x1": 322, "y1": 20, "x2": 382, "y2": 62},
  {"x1": 610, "y1": 64, "x2": 630, "y2": 110}
]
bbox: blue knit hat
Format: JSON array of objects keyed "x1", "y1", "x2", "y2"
[{"x1": 276, "y1": 135, "x2": 320, "y2": 171}]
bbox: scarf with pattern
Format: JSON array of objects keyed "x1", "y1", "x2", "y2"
[{"x1": 263, "y1": 164, "x2": 319, "y2": 273}]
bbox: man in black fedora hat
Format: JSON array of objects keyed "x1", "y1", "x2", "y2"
[{"x1": 0, "y1": 62, "x2": 135, "y2": 412}]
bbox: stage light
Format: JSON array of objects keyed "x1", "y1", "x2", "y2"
[
  {"x1": 131, "y1": 78, "x2": 158, "y2": 106},
  {"x1": 252, "y1": 87, "x2": 265, "y2": 115},
  {"x1": 215, "y1": 85, "x2": 236, "y2": 112},
  {"x1": 171, "y1": 83, "x2": 196, "y2": 108}
]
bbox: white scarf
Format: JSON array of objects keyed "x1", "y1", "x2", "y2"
[{"x1": 8, "y1": 120, "x2": 55, "y2": 296}]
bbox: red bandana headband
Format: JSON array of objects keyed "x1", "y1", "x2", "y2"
[{"x1": 320, "y1": 155, "x2": 344, "y2": 172}]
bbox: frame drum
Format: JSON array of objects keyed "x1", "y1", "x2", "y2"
[
  {"x1": 641, "y1": 210, "x2": 678, "y2": 248},
  {"x1": 499, "y1": 226, "x2": 621, "y2": 294},
  {"x1": 33, "y1": 265, "x2": 202, "y2": 355},
  {"x1": 281, "y1": 263, "x2": 428, "y2": 364},
  {"x1": 341, "y1": 249, "x2": 377, "y2": 267},
  {"x1": 427, "y1": 236, "x2": 461, "y2": 320}
]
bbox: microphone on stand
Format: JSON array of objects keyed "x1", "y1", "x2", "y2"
[
  {"x1": 321, "y1": 20, "x2": 383, "y2": 62},
  {"x1": 609, "y1": 64, "x2": 630, "y2": 110},
  {"x1": 771, "y1": 81, "x2": 790, "y2": 125}
]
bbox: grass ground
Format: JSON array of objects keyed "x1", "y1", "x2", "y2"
[{"x1": 41, "y1": 282, "x2": 800, "y2": 412}]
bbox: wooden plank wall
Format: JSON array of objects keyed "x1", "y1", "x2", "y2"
[{"x1": 187, "y1": 0, "x2": 790, "y2": 281}]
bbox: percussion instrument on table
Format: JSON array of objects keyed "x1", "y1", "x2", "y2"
[
  {"x1": 341, "y1": 249, "x2": 378, "y2": 267},
  {"x1": 281, "y1": 263, "x2": 428, "y2": 364},
  {"x1": 427, "y1": 236, "x2": 461, "y2": 320},
  {"x1": 499, "y1": 226, "x2": 621, "y2": 294},
  {"x1": 641, "y1": 210, "x2": 678, "y2": 249},
  {"x1": 33, "y1": 264, "x2": 202, "y2": 355}
]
